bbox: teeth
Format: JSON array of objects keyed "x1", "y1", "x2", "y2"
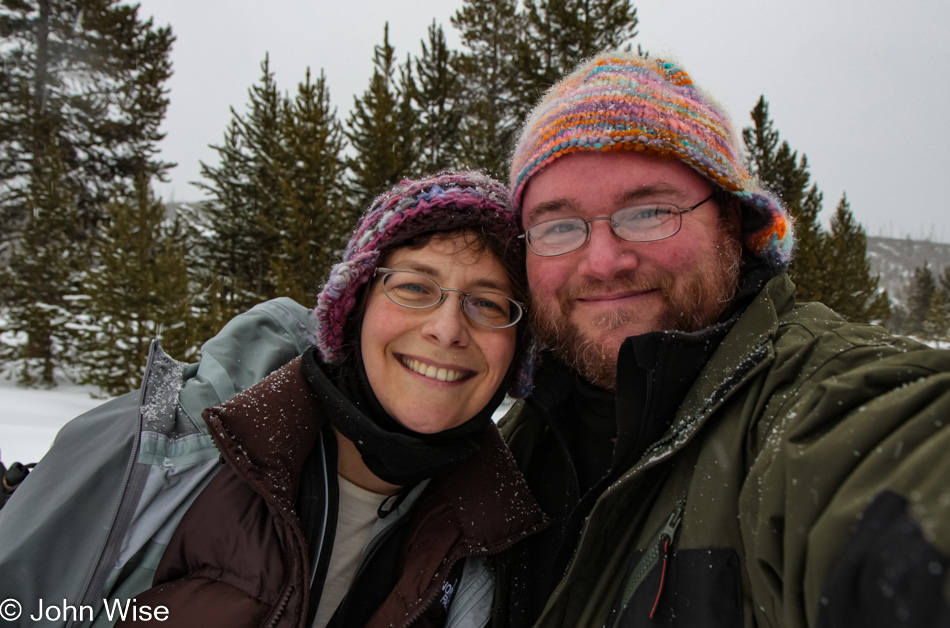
[{"x1": 403, "y1": 357, "x2": 466, "y2": 382}]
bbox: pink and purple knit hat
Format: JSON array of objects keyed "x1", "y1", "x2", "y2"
[
  {"x1": 509, "y1": 52, "x2": 794, "y2": 271},
  {"x1": 315, "y1": 170, "x2": 535, "y2": 394}
]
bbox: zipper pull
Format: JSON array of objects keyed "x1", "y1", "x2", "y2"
[{"x1": 649, "y1": 509, "x2": 682, "y2": 619}]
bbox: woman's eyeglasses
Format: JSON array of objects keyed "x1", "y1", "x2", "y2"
[{"x1": 375, "y1": 268, "x2": 524, "y2": 329}]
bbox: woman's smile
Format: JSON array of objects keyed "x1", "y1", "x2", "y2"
[{"x1": 398, "y1": 354, "x2": 475, "y2": 383}]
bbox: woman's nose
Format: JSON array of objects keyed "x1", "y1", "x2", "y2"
[{"x1": 420, "y1": 293, "x2": 471, "y2": 347}]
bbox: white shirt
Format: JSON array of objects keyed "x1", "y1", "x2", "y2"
[{"x1": 312, "y1": 475, "x2": 388, "y2": 628}]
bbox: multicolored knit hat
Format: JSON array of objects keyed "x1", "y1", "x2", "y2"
[
  {"x1": 509, "y1": 51, "x2": 794, "y2": 271},
  {"x1": 314, "y1": 170, "x2": 535, "y2": 396}
]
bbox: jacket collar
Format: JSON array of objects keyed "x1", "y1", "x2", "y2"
[
  {"x1": 623, "y1": 272, "x2": 793, "y2": 477},
  {"x1": 525, "y1": 273, "x2": 794, "y2": 481},
  {"x1": 426, "y1": 423, "x2": 548, "y2": 548},
  {"x1": 203, "y1": 356, "x2": 322, "y2": 512}
]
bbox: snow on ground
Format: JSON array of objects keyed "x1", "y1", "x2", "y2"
[{"x1": 0, "y1": 377, "x2": 106, "y2": 466}]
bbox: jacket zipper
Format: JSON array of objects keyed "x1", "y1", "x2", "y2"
[
  {"x1": 625, "y1": 344, "x2": 772, "y2": 479},
  {"x1": 613, "y1": 505, "x2": 683, "y2": 626},
  {"x1": 67, "y1": 343, "x2": 159, "y2": 628},
  {"x1": 266, "y1": 585, "x2": 294, "y2": 628},
  {"x1": 649, "y1": 511, "x2": 680, "y2": 619}
]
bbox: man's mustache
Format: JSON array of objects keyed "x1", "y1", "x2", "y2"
[{"x1": 557, "y1": 272, "x2": 675, "y2": 307}]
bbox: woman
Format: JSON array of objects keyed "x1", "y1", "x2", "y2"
[{"x1": 117, "y1": 171, "x2": 546, "y2": 627}]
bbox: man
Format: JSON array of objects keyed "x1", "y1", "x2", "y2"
[{"x1": 496, "y1": 52, "x2": 950, "y2": 627}]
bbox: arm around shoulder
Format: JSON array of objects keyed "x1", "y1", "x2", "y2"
[{"x1": 0, "y1": 391, "x2": 143, "y2": 615}]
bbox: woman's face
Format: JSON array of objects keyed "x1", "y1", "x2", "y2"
[{"x1": 360, "y1": 232, "x2": 518, "y2": 433}]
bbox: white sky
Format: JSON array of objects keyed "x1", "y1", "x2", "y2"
[{"x1": 136, "y1": 0, "x2": 950, "y2": 242}]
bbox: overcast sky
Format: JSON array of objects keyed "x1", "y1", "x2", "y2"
[{"x1": 135, "y1": 0, "x2": 950, "y2": 243}]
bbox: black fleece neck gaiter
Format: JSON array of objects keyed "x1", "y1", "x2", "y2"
[{"x1": 301, "y1": 346, "x2": 503, "y2": 487}]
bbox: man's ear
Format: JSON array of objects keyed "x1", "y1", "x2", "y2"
[
  {"x1": 717, "y1": 193, "x2": 743, "y2": 238},
  {"x1": 727, "y1": 202, "x2": 743, "y2": 237}
]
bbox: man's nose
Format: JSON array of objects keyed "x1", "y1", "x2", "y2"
[{"x1": 576, "y1": 220, "x2": 641, "y2": 279}]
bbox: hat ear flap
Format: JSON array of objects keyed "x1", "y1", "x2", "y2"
[{"x1": 315, "y1": 250, "x2": 381, "y2": 363}]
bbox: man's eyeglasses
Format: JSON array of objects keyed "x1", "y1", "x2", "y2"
[
  {"x1": 375, "y1": 268, "x2": 525, "y2": 329},
  {"x1": 521, "y1": 194, "x2": 714, "y2": 257}
]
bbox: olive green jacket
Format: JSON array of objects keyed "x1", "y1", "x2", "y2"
[{"x1": 500, "y1": 273, "x2": 950, "y2": 627}]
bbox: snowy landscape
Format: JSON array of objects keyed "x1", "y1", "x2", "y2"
[{"x1": 0, "y1": 377, "x2": 104, "y2": 467}]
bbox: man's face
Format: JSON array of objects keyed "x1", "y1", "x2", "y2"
[{"x1": 522, "y1": 151, "x2": 742, "y2": 390}]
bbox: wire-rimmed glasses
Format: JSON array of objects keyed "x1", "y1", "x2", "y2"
[
  {"x1": 375, "y1": 268, "x2": 524, "y2": 329},
  {"x1": 521, "y1": 194, "x2": 714, "y2": 257}
]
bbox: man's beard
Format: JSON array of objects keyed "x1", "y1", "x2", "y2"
[{"x1": 530, "y1": 231, "x2": 742, "y2": 390}]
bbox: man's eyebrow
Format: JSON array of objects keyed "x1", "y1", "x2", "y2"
[
  {"x1": 395, "y1": 261, "x2": 511, "y2": 294},
  {"x1": 526, "y1": 184, "x2": 696, "y2": 225},
  {"x1": 616, "y1": 183, "x2": 692, "y2": 206},
  {"x1": 524, "y1": 198, "x2": 580, "y2": 225}
]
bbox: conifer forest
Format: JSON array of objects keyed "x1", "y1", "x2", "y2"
[{"x1": 2, "y1": 0, "x2": 948, "y2": 396}]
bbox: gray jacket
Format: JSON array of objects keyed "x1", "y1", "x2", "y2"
[{"x1": 0, "y1": 299, "x2": 513, "y2": 627}]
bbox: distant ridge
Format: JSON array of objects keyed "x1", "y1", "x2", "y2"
[{"x1": 867, "y1": 236, "x2": 950, "y2": 305}]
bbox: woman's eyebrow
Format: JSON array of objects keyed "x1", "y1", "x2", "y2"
[
  {"x1": 398, "y1": 261, "x2": 439, "y2": 276},
  {"x1": 395, "y1": 261, "x2": 511, "y2": 294},
  {"x1": 468, "y1": 277, "x2": 511, "y2": 293}
]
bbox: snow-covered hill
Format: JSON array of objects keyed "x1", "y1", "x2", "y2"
[{"x1": 867, "y1": 236, "x2": 950, "y2": 306}]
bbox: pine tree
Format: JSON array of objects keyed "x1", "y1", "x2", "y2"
[
  {"x1": 923, "y1": 289, "x2": 949, "y2": 347},
  {"x1": 522, "y1": 0, "x2": 639, "y2": 93},
  {"x1": 451, "y1": 0, "x2": 526, "y2": 177},
  {"x1": 742, "y1": 97, "x2": 889, "y2": 320},
  {"x1": 885, "y1": 302, "x2": 909, "y2": 335},
  {"x1": 77, "y1": 179, "x2": 194, "y2": 396},
  {"x1": 395, "y1": 54, "x2": 421, "y2": 178},
  {"x1": 412, "y1": 21, "x2": 464, "y2": 173},
  {"x1": 821, "y1": 195, "x2": 890, "y2": 323},
  {"x1": 0, "y1": 137, "x2": 83, "y2": 386},
  {"x1": 0, "y1": 0, "x2": 174, "y2": 240},
  {"x1": 345, "y1": 24, "x2": 414, "y2": 210},
  {"x1": 195, "y1": 55, "x2": 288, "y2": 317},
  {"x1": 940, "y1": 266, "x2": 950, "y2": 310},
  {"x1": 743, "y1": 97, "x2": 826, "y2": 301},
  {"x1": 451, "y1": 0, "x2": 639, "y2": 177},
  {"x1": 271, "y1": 68, "x2": 350, "y2": 306},
  {"x1": 0, "y1": 0, "x2": 173, "y2": 385},
  {"x1": 905, "y1": 262, "x2": 937, "y2": 335}
]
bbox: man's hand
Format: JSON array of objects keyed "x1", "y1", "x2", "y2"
[{"x1": 2, "y1": 462, "x2": 34, "y2": 492}]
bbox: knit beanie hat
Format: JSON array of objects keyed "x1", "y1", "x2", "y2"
[
  {"x1": 315, "y1": 170, "x2": 535, "y2": 394},
  {"x1": 509, "y1": 51, "x2": 794, "y2": 271}
]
